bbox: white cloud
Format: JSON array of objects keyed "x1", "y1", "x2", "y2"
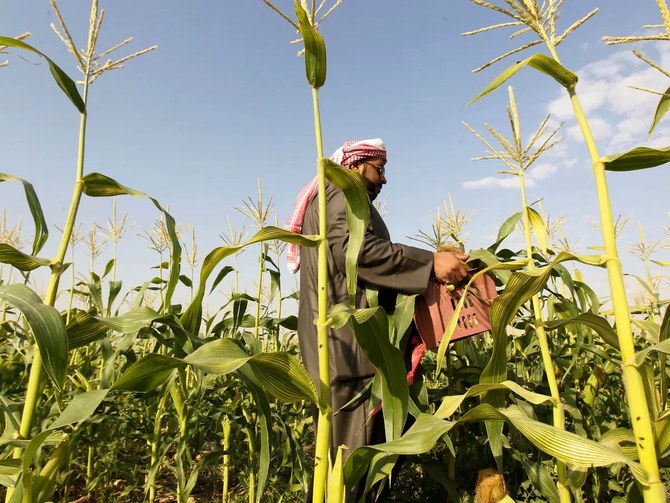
[
  {"x1": 463, "y1": 161, "x2": 560, "y2": 189},
  {"x1": 462, "y1": 175, "x2": 520, "y2": 190},
  {"x1": 529, "y1": 162, "x2": 558, "y2": 180},
  {"x1": 546, "y1": 42, "x2": 670, "y2": 151}
]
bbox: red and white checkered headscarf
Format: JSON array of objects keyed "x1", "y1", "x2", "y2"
[{"x1": 284, "y1": 138, "x2": 387, "y2": 273}]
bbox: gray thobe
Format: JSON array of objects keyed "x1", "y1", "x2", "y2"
[{"x1": 297, "y1": 181, "x2": 434, "y2": 468}]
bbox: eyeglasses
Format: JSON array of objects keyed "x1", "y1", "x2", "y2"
[{"x1": 363, "y1": 162, "x2": 386, "y2": 177}]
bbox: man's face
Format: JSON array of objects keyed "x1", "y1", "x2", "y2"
[{"x1": 354, "y1": 157, "x2": 387, "y2": 201}]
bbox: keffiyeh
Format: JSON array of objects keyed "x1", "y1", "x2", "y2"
[{"x1": 285, "y1": 138, "x2": 387, "y2": 273}]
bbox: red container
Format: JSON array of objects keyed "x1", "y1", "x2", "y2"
[{"x1": 414, "y1": 273, "x2": 498, "y2": 350}]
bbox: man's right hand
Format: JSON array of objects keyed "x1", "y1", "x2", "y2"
[{"x1": 433, "y1": 251, "x2": 469, "y2": 285}]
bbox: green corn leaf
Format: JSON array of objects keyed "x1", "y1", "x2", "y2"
[
  {"x1": 0, "y1": 243, "x2": 51, "y2": 271},
  {"x1": 0, "y1": 36, "x2": 85, "y2": 113},
  {"x1": 65, "y1": 309, "x2": 108, "y2": 349},
  {"x1": 489, "y1": 252, "x2": 608, "y2": 346},
  {"x1": 0, "y1": 459, "x2": 21, "y2": 477},
  {"x1": 656, "y1": 415, "x2": 670, "y2": 458},
  {"x1": 0, "y1": 173, "x2": 48, "y2": 255},
  {"x1": 661, "y1": 305, "x2": 670, "y2": 343},
  {"x1": 331, "y1": 305, "x2": 408, "y2": 441},
  {"x1": 82, "y1": 172, "x2": 181, "y2": 309},
  {"x1": 434, "y1": 380, "x2": 553, "y2": 420},
  {"x1": 236, "y1": 367, "x2": 271, "y2": 503},
  {"x1": 469, "y1": 247, "x2": 513, "y2": 283},
  {"x1": 435, "y1": 259, "x2": 527, "y2": 373},
  {"x1": 209, "y1": 265, "x2": 234, "y2": 294},
  {"x1": 324, "y1": 158, "x2": 370, "y2": 307},
  {"x1": 294, "y1": 1, "x2": 326, "y2": 89},
  {"x1": 527, "y1": 206, "x2": 547, "y2": 254},
  {"x1": 345, "y1": 404, "x2": 650, "y2": 489},
  {"x1": 392, "y1": 294, "x2": 417, "y2": 347},
  {"x1": 489, "y1": 211, "x2": 522, "y2": 253},
  {"x1": 469, "y1": 54, "x2": 577, "y2": 104},
  {"x1": 521, "y1": 457, "x2": 560, "y2": 503},
  {"x1": 633, "y1": 339, "x2": 670, "y2": 367},
  {"x1": 49, "y1": 389, "x2": 110, "y2": 429},
  {"x1": 21, "y1": 430, "x2": 63, "y2": 474},
  {"x1": 0, "y1": 285, "x2": 67, "y2": 391},
  {"x1": 111, "y1": 353, "x2": 185, "y2": 391},
  {"x1": 183, "y1": 338, "x2": 251, "y2": 374},
  {"x1": 600, "y1": 428, "x2": 639, "y2": 461},
  {"x1": 344, "y1": 413, "x2": 456, "y2": 485},
  {"x1": 477, "y1": 252, "x2": 607, "y2": 469},
  {"x1": 107, "y1": 280, "x2": 122, "y2": 316},
  {"x1": 328, "y1": 446, "x2": 346, "y2": 503},
  {"x1": 249, "y1": 352, "x2": 318, "y2": 403},
  {"x1": 96, "y1": 306, "x2": 163, "y2": 333},
  {"x1": 649, "y1": 86, "x2": 670, "y2": 136},
  {"x1": 541, "y1": 313, "x2": 620, "y2": 351},
  {"x1": 181, "y1": 226, "x2": 319, "y2": 333},
  {"x1": 600, "y1": 146, "x2": 670, "y2": 172}
]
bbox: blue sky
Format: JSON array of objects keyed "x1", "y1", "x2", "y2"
[{"x1": 1, "y1": 1, "x2": 669, "y2": 310}]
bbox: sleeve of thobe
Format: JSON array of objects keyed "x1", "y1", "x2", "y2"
[{"x1": 326, "y1": 187, "x2": 434, "y2": 295}]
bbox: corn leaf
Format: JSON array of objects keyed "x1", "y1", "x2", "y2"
[
  {"x1": 324, "y1": 159, "x2": 370, "y2": 307},
  {"x1": 327, "y1": 446, "x2": 345, "y2": 503},
  {"x1": 649, "y1": 86, "x2": 670, "y2": 136},
  {"x1": 392, "y1": 294, "x2": 417, "y2": 347},
  {"x1": 0, "y1": 36, "x2": 85, "y2": 113},
  {"x1": 633, "y1": 339, "x2": 670, "y2": 367},
  {"x1": 436, "y1": 259, "x2": 527, "y2": 373},
  {"x1": 330, "y1": 305, "x2": 408, "y2": 441},
  {"x1": 0, "y1": 243, "x2": 50, "y2": 271},
  {"x1": 345, "y1": 404, "x2": 650, "y2": 488},
  {"x1": 21, "y1": 430, "x2": 63, "y2": 474},
  {"x1": 434, "y1": 380, "x2": 554, "y2": 419},
  {"x1": 248, "y1": 352, "x2": 318, "y2": 403},
  {"x1": 521, "y1": 457, "x2": 560, "y2": 503},
  {"x1": 656, "y1": 415, "x2": 670, "y2": 458},
  {"x1": 489, "y1": 252, "x2": 608, "y2": 344},
  {"x1": 469, "y1": 247, "x2": 513, "y2": 283},
  {"x1": 64, "y1": 309, "x2": 108, "y2": 349},
  {"x1": 600, "y1": 146, "x2": 670, "y2": 172},
  {"x1": 469, "y1": 54, "x2": 577, "y2": 104},
  {"x1": 183, "y1": 338, "x2": 250, "y2": 374},
  {"x1": 344, "y1": 413, "x2": 455, "y2": 486},
  {"x1": 0, "y1": 285, "x2": 67, "y2": 391},
  {"x1": 49, "y1": 389, "x2": 110, "y2": 429},
  {"x1": 478, "y1": 252, "x2": 607, "y2": 468},
  {"x1": 82, "y1": 172, "x2": 181, "y2": 310},
  {"x1": 111, "y1": 353, "x2": 185, "y2": 391},
  {"x1": 96, "y1": 306, "x2": 163, "y2": 333},
  {"x1": 294, "y1": 1, "x2": 326, "y2": 89},
  {"x1": 541, "y1": 313, "x2": 620, "y2": 351},
  {"x1": 489, "y1": 211, "x2": 522, "y2": 253},
  {"x1": 527, "y1": 206, "x2": 547, "y2": 254},
  {"x1": 0, "y1": 173, "x2": 48, "y2": 255},
  {"x1": 181, "y1": 226, "x2": 319, "y2": 333},
  {"x1": 236, "y1": 367, "x2": 272, "y2": 503}
]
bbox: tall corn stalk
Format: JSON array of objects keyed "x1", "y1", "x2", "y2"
[
  {"x1": 465, "y1": 86, "x2": 571, "y2": 501},
  {"x1": 261, "y1": 2, "x2": 338, "y2": 501},
  {"x1": 465, "y1": 1, "x2": 665, "y2": 500},
  {"x1": 5, "y1": 1, "x2": 155, "y2": 500}
]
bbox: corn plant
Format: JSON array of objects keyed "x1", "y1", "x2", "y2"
[{"x1": 463, "y1": 1, "x2": 669, "y2": 499}]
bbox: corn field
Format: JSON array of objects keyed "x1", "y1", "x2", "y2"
[{"x1": 1, "y1": 1, "x2": 669, "y2": 502}]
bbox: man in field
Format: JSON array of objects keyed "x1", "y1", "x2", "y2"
[{"x1": 286, "y1": 138, "x2": 469, "y2": 500}]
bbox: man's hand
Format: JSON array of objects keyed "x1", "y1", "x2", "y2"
[{"x1": 433, "y1": 251, "x2": 470, "y2": 285}]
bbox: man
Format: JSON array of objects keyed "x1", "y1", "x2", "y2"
[{"x1": 287, "y1": 138, "x2": 469, "y2": 500}]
